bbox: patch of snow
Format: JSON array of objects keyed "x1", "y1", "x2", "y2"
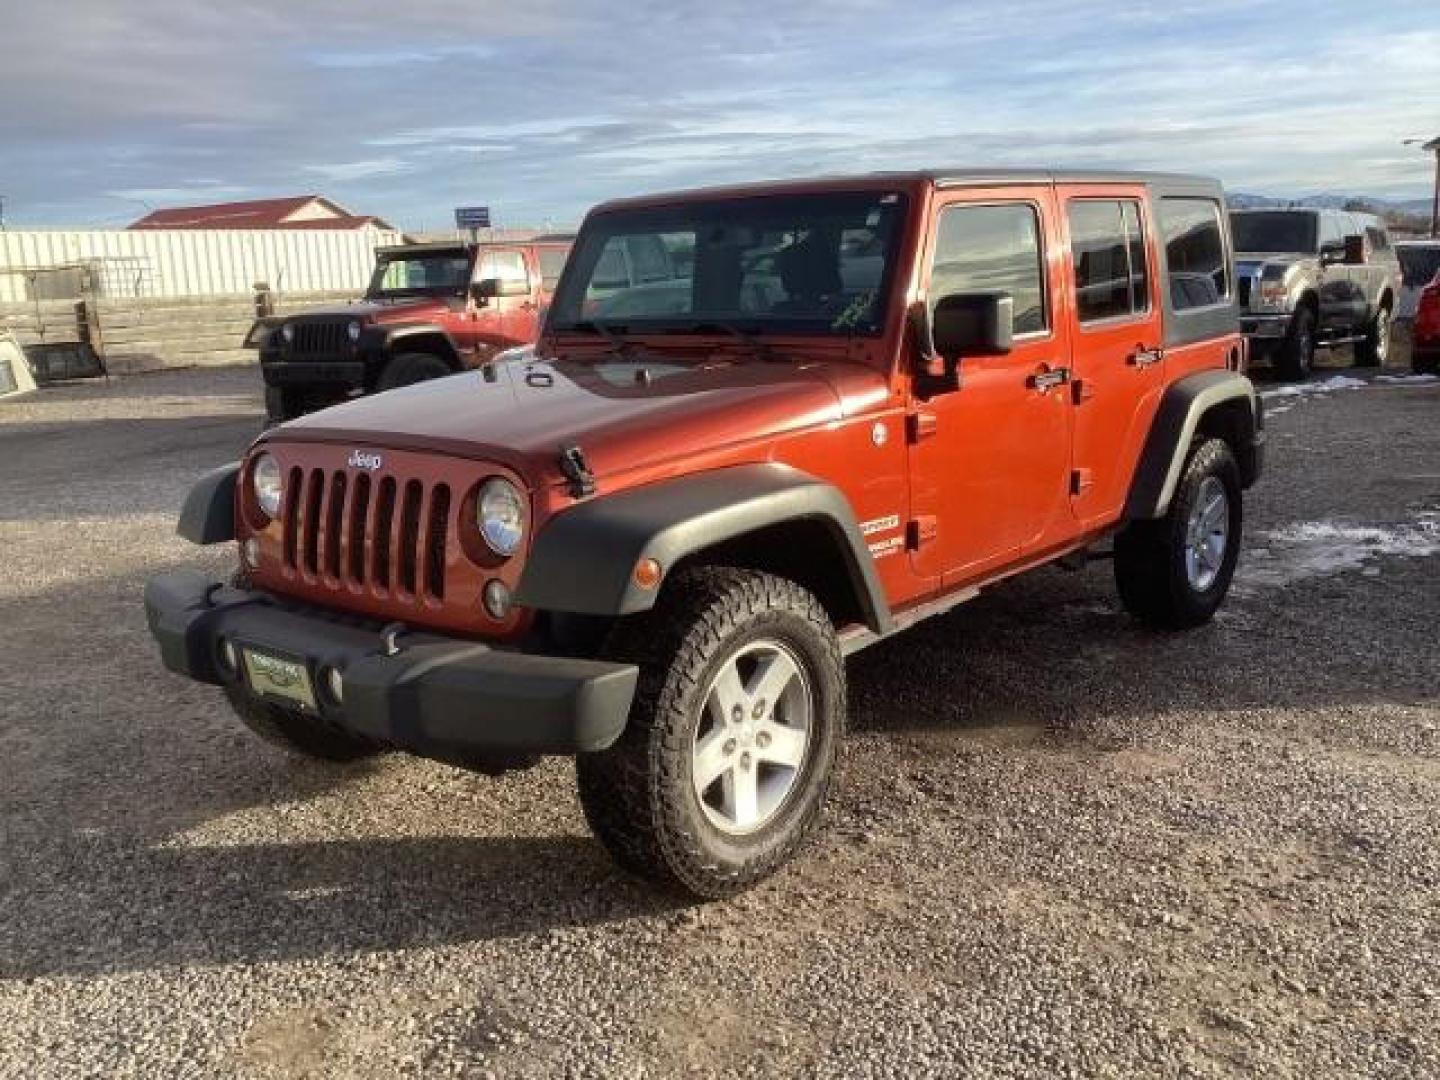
[
  {"x1": 1374, "y1": 373, "x2": 1440, "y2": 386},
  {"x1": 1259, "y1": 374, "x2": 1369, "y2": 401},
  {"x1": 1239, "y1": 511, "x2": 1440, "y2": 589}
]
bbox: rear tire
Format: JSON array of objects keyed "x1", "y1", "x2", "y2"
[
  {"x1": 1114, "y1": 438, "x2": 1242, "y2": 630},
  {"x1": 1274, "y1": 306, "x2": 1316, "y2": 381},
  {"x1": 575, "y1": 567, "x2": 845, "y2": 898},
  {"x1": 377, "y1": 352, "x2": 452, "y2": 391},
  {"x1": 1354, "y1": 303, "x2": 1391, "y2": 367},
  {"x1": 224, "y1": 686, "x2": 381, "y2": 762}
]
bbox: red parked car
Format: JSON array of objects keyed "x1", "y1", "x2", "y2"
[
  {"x1": 1412, "y1": 276, "x2": 1440, "y2": 374},
  {"x1": 249, "y1": 237, "x2": 573, "y2": 422}
]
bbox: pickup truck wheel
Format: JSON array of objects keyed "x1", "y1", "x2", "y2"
[
  {"x1": 1114, "y1": 438, "x2": 1242, "y2": 630},
  {"x1": 377, "y1": 352, "x2": 452, "y2": 391},
  {"x1": 222, "y1": 685, "x2": 382, "y2": 762},
  {"x1": 1275, "y1": 306, "x2": 1316, "y2": 380},
  {"x1": 576, "y1": 567, "x2": 845, "y2": 898},
  {"x1": 1354, "y1": 305, "x2": 1391, "y2": 367}
]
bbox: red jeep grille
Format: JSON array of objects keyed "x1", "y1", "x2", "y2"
[{"x1": 282, "y1": 466, "x2": 451, "y2": 602}]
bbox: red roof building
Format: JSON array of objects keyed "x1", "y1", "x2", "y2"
[{"x1": 128, "y1": 195, "x2": 393, "y2": 231}]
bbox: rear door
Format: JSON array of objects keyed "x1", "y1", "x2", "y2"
[
  {"x1": 1058, "y1": 186, "x2": 1165, "y2": 528},
  {"x1": 906, "y1": 186, "x2": 1074, "y2": 583}
]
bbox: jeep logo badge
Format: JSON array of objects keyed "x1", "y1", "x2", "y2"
[{"x1": 347, "y1": 450, "x2": 383, "y2": 471}]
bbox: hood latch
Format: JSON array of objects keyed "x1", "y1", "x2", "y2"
[{"x1": 558, "y1": 443, "x2": 596, "y2": 499}]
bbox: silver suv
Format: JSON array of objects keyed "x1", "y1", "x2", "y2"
[{"x1": 1230, "y1": 208, "x2": 1400, "y2": 379}]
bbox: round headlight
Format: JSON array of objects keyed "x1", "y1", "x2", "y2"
[
  {"x1": 252, "y1": 452, "x2": 283, "y2": 519},
  {"x1": 477, "y1": 478, "x2": 525, "y2": 557},
  {"x1": 347, "y1": 320, "x2": 362, "y2": 343},
  {"x1": 279, "y1": 323, "x2": 294, "y2": 345}
]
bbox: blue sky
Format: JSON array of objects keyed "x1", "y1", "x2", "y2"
[{"x1": 2, "y1": 0, "x2": 1437, "y2": 229}]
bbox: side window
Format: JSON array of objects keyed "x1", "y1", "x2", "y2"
[
  {"x1": 930, "y1": 203, "x2": 1048, "y2": 335},
  {"x1": 1159, "y1": 197, "x2": 1230, "y2": 310},
  {"x1": 1068, "y1": 199, "x2": 1149, "y2": 323},
  {"x1": 537, "y1": 247, "x2": 569, "y2": 290},
  {"x1": 475, "y1": 250, "x2": 529, "y2": 287},
  {"x1": 1319, "y1": 213, "x2": 1345, "y2": 249}
]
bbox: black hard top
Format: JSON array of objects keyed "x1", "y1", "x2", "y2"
[{"x1": 594, "y1": 169, "x2": 1224, "y2": 213}]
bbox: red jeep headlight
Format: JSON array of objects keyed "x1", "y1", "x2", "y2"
[{"x1": 252, "y1": 452, "x2": 283, "y2": 519}]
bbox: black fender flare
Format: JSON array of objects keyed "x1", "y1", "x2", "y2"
[
  {"x1": 514, "y1": 463, "x2": 894, "y2": 634},
  {"x1": 1124, "y1": 370, "x2": 1263, "y2": 521},
  {"x1": 177, "y1": 462, "x2": 240, "y2": 544},
  {"x1": 377, "y1": 324, "x2": 463, "y2": 370}
]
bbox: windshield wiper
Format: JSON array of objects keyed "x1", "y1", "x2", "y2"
[
  {"x1": 662, "y1": 320, "x2": 775, "y2": 362},
  {"x1": 566, "y1": 319, "x2": 642, "y2": 359}
]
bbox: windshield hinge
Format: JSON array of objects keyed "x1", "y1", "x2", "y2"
[{"x1": 558, "y1": 443, "x2": 596, "y2": 499}]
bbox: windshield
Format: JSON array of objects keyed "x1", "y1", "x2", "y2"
[
  {"x1": 550, "y1": 191, "x2": 908, "y2": 336},
  {"x1": 367, "y1": 253, "x2": 471, "y2": 297},
  {"x1": 1229, "y1": 211, "x2": 1318, "y2": 255}
]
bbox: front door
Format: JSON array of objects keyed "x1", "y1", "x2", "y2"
[
  {"x1": 907, "y1": 189, "x2": 1073, "y2": 583},
  {"x1": 1058, "y1": 188, "x2": 1166, "y2": 527},
  {"x1": 469, "y1": 248, "x2": 536, "y2": 353}
]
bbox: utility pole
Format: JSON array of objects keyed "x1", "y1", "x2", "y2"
[{"x1": 1404, "y1": 136, "x2": 1440, "y2": 238}]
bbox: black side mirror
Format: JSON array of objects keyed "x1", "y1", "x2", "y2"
[
  {"x1": 1343, "y1": 234, "x2": 1366, "y2": 265},
  {"x1": 934, "y1": 292, "x2": 1013, "y2": 357},
  {"x1": 471, "y1": 277, "x2": 529, "y2": 302},
  {"x1": 913, "y1": 292, "x2": 1014, "y2": 397}
]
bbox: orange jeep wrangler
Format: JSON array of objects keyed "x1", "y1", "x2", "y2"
[{"x1": 147, "y1": 171, "x2": 1263, "y2": 897}]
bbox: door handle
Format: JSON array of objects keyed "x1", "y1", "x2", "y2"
[
  {"x1": 1129, "y1": 345, "x2": 1164, "y2": 367},
  {"x1": 1027, "y1": 365, "x2": 1071, "y2": 393}
]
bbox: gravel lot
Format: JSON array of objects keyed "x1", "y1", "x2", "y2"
[{"x1": 1, "y1": 357, "x2": 1437, "y2": 1079}]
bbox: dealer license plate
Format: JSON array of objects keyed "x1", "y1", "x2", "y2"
[{"x1": 242, "y1": 648, "x2": 317, "y2": 710}]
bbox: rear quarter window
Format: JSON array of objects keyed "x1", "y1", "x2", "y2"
[{"x1": 1160, "y1": 198, "x2": 1230, "y2": 311}]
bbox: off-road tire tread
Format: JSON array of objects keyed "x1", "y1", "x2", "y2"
[
  {"x1": 576, "y1": 566, "x2": 844, "y2": 898},
  {"x1": 377, "y1": 352, "x2": 452, "y2": 391},
  {"x1": 1276, "y1": 306, "x2": 1316, "y2": 381},
  {"x1": 1354, "y1": 303, "x2": 1390, "y2": 367},
  {"x1": 1114, "y1": 438, "x2": 1241, "y2": 630}
]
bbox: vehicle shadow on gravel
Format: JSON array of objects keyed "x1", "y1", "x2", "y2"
[{"x1": 0, "y1": 832, "x2": 674, "y2": 980}]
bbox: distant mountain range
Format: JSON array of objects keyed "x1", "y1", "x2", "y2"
[{"x1": 1229, "y1": 193, "x2": 1433, "y2": 214}]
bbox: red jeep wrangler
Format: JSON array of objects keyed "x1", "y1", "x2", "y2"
[
  {"x1": 149, "y1": 171, "x2": 1263, "y2": 896},
  {"x1": 250, "y1": 237, "x2": 573, "y2": 423}
]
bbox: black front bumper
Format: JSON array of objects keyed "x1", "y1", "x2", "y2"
[
  {"x1": 260, "y1": 356, "x2": 369, "y2": 388},
  {"x1": 144, "y1": 572, "x2": 638, "y2": 761}
]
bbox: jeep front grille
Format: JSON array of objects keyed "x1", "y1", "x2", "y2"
[
  {"x1": 282, "y1": 466, "x2": 451, "y2": 602},
  {"x1": 290, "y1": 321, "x2": 347, "y2": 355}
]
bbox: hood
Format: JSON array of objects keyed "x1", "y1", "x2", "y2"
[
  {"x1": 280, "y1": 295, "x2": 456, "y2": 323},
  {"x1": 266, "y1": 345, "x2": 888, "y2": 489}
]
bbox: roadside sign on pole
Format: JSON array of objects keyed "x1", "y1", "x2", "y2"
[{"x1": 455, "y1": 206, "x2": 492, "y2": 230}]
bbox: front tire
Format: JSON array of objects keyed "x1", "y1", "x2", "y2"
[
  {"x1": 377, "y1": 352, "x2": 452, "y2": 392},
  {"x1": 224, "y1": 686, "x2": 381, "y2": 762},
  {"x1": 1354, "y1": 304, "x2": 1391, "y2": 367},
  {"x1": 1275, "y1": 306, "x2": 1316, "y2": 381},
  {"x1": 1114, "y1": 438, "x2": 1242, "y2": 630},
  {"x1": 576, "y1": 567, "x2": 845, "y2": 898}
]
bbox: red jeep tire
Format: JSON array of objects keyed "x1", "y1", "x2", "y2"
[
  {"x1": 576, "y1": 567, "x2": 845, "y2": 898},
  {"x1": 1114, "y1": 438, "x2": 1242, "y2": 630},
  {"x1": 377, "y1": 352, "x2": 452, "y2": 391}
]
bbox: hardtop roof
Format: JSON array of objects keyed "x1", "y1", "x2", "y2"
[{"x1": 589, "y1": 169, "x2": 1223, "y2": 213}]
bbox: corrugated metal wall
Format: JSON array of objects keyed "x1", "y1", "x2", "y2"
[{"x1": 0, "y1": 228, "x2": 403, "y2": 302}]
